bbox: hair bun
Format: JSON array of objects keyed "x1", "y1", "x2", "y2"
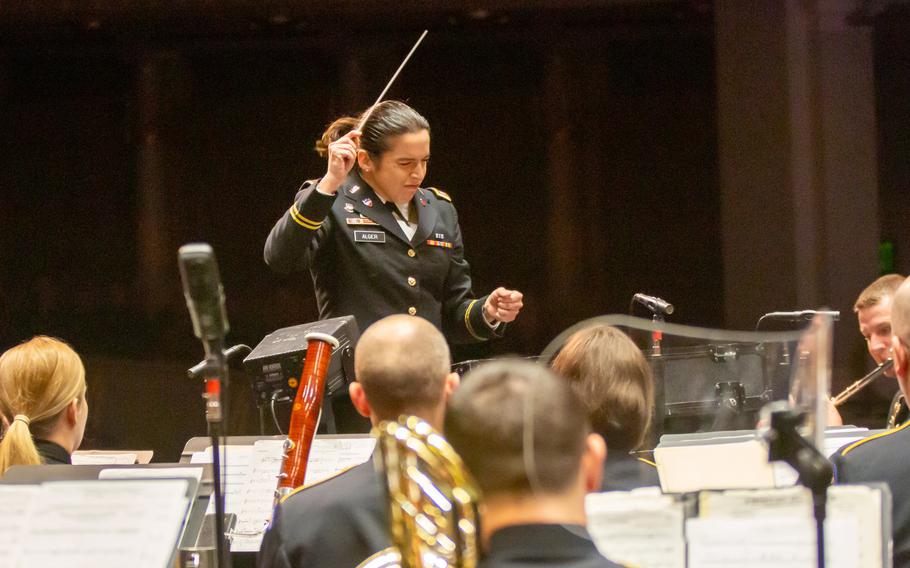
[{"x1": 315, "y1": 116, "x2": 360, "y2": 157}]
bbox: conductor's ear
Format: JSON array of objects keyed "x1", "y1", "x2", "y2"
[{"x1": 357, "y1": 150, "x2": 373, "y2": 173}]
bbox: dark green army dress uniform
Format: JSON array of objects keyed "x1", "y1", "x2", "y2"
[
  {"x1": 264, "y1": 173, "x2": 501, "y2": 344},
  {"x1": 832, "y1": 420, "x2": 910, "y2": 567}
]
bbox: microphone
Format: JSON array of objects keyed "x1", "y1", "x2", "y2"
[
  {"x1": 762, "y1": 310, "x2": 840, "y2": 321},
  {"x1": 178, "y1": 243, "x2": 230, "y2": 357},
  {"x1": 632, "y1": 293, "x2": 675, "y2": 316},
  {"x1": 178, "y1": 243, "x2": 233, "y2": 568}
]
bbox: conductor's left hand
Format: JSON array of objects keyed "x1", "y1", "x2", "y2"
[{"x1": 483, "y1": 287, "x2": 524, "y2": 323}]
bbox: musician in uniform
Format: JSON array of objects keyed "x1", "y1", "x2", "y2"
[
  {"x1": 445, "y1": 360, "x2": 623, "y2": 568},
  {"x1": 551, "y1": 324, "x2": 659, "y2": 491},
  {"x1": 257, "y1": 314, "x2": 460, "y2": 568},
  {"x1": 264, "y1": 100, "x2": 523, "y2": 345},
  {"x1": 854, "y1": 273, "x2": 908, "y2": 426},
  {"x1": 833, "y1": 275, "x2": 910, "y2": 567},
  {"x1": 0, "y1": 336, "x2": 89, "y2": 475}
]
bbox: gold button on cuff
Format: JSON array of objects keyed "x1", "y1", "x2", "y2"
[
  {"x1": 408, "y1": 307, "x2": 417, "y2": 316},
  {"x1": 407, "y1": 277, "x2": 417, "y2": 287},
  {"x1": 407, "y1": 249, "x2": 416, "y2": 258}
]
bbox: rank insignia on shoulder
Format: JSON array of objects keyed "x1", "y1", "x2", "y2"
[
  {"x1": 344, "y1": 203, "x2": 355, "y2": 213},
  {"x1": 428, "y1": 187, "x2": 452, "y2": 202},
  {"x1": 346, "y1": 217, "x2": 379, "y2": 226},
  {"x1": 362, "y1": 198, "x2": 373, "y2": 208},
  {"x1": 426, "y1": 239, "x2": 453, "y2": 249}
]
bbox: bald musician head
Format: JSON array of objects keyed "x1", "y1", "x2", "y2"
[
  {"x1": 349, "y1": 314, "x2": 459, "y2": 430},
  {"x1": 445, "y1": 360, "x2": 619, "y2": 567},
  {"x1": 890, "y1": 278, "x2": 910, "y2": 398},
  {"x1": 258, "y1": 315, "x2": 460, "y2": 568}
]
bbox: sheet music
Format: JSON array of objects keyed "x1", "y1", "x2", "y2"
[
  {"x1": 655, "y1": 440, "x2": 777, "y2": 492},
  {"x1": 828, "y1": 485, "x2": 884, "y2": 568},
  {"x1": 191, "y1": 444, "x2": 255, "y2": 515},
  {"x1": 98, "y1": 467, "x2": 203, "y2": 482},
  {"x1": 656, "y1": 428, "x2": 871, "y2": 493},
  {"x1": 697, "y1": 486, "x2": 882, "y2": 568},
  {"x1": 0, "y1": 486, "x2": 40, "y2": 568},
  {"x1": 230, "y1": 440, "x2": 285, "y2": 552},
  {"x1": 14, "y1": 479, "x2": 190, "y2": 568},
  {"x1": 686, "y1": 516, "x2": 858, "y2": 568},
  {"x1": 72, "y1": 452, "x2": 138, "y2": 465},
  {"x1": 699, "y1": 486, "x2": 811, "y2": 517},
  {"x1": 585, "y1": 489, "x2": 685, "y2": 568},
  {"x1": 190, "y1": 437, "x2": 375, "y2": 552},
  {"x1": 303, "y1": 436, "x2": 376, "y2": 486}
]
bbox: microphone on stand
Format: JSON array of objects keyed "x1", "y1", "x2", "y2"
[
  {"x1": 632, "y1": 293, "x2": 675, "y2": 316},
  {"x1": 177, "y1": 242, "x2": 233, "y2": 568},
  {"x1": 631, "y1": 292, "x2": 674, "y2": 356},
  {"x1": 178, "y1": 243, "x2": 230, "y2": 359}
]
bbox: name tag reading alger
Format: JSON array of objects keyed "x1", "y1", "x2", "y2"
[{"x1": 354, "y1": 230, "x2": 386, "y2": 244}]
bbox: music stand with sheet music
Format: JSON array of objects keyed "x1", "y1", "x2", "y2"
[
  {"x1": 0, "y1": 464, "x2": 203, "y2": 567},
  {"x1": 179, "y1": 433, "x2": 376, "y2": 558}
]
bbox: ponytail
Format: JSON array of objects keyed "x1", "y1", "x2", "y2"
[
  {"x1": 0, "y1": 415, "x2": 41, "y2": 475},
  {"x1": 315, "y1": 116, "x2": 360, "y2": 158},
  {"x1": 314, "y1": 101, "x2": 430, "y2": 163},
  {"x1": 0, "y1": 336, "x2": 86, "y2": 475}
]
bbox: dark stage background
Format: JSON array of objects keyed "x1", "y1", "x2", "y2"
[{"x1": 0, "y1": 1, "x2": 907, "y2": 461}]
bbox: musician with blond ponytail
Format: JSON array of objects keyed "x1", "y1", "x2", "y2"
[{"x1": 0, "y1": 336, "x2": 89, "y2": 475}]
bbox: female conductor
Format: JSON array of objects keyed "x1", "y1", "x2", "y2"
[{"x1": 264, "y1": 100, "x2": 522, "y2": 343}]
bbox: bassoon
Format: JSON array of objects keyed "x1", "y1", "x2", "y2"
[{"x1": 275, "y1": 332, "x2": 339, "y2": 500}]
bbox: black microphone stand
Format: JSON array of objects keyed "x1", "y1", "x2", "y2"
[
  {"x1": 628, "y1": 295, "x2": 671, "y2": 440},
  {"x1": 192, "y1": 342, "x2": 232, "y2": 568},
  {"x1": 649, "y1": 312, "x2": 664, "y2": 356},
  {"x1": 188, "y1": 344, "x2": 251, "y2": 436},
  {"x1": 765, "y1": 406, "x2": 833, "y2": 568}
]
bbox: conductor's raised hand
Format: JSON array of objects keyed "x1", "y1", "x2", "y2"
[
  {"x1": 321, "y1": 130, "x2": 361, "y2": 194},
  {"x1": 483, "y1": 287, "x2": 524, "y2": 324}
]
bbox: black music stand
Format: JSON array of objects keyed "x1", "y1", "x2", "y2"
[
  {"x1": 243, "y1": 316, "x2": 364, "y2": 435},
  {"x1": 1, "y1": 463, "x2": 205, "y2": 566}
]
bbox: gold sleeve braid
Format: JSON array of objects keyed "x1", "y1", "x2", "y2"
[{"x1": 290, "y1": 204, "x2": 322, "y2": 230}]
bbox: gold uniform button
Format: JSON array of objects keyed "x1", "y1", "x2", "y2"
[
  {"x1": 408, "y1": 307, "x2": 417, "y2": 316},
  {"x1": 407, "y1": 277, "x2": 417, "y2": 287},
  {"x1": 407, "y1": 249, "x2": 416, "y2": 258}
]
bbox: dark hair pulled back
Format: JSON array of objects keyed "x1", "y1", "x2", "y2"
[{"x1": 315, "y1": 100, "x2": 430, "y2": 160}]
